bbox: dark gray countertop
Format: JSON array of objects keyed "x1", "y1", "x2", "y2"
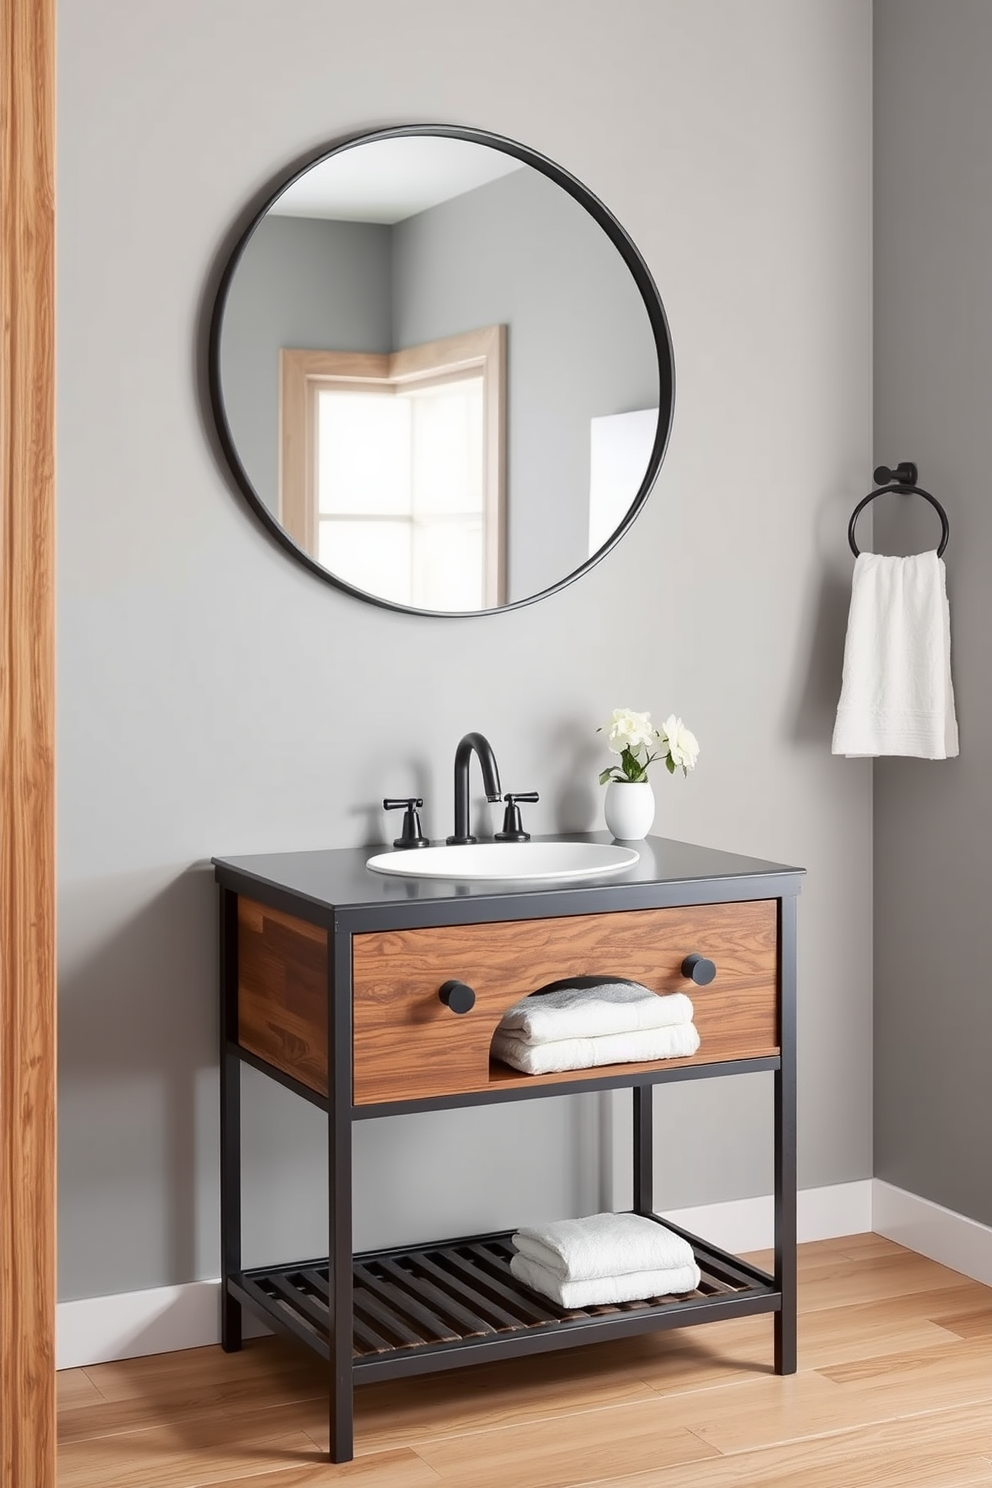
[{"x1": 213, "y1": 833, "x2": 804, "y2": 929}]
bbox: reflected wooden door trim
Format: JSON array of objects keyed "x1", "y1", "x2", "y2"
[
  {"x1": 0, "y1": 0, "x2": 57, "y2": 1485},
  {"x1": 279, "y1": 325, "x2": 506, "y2": 606}
]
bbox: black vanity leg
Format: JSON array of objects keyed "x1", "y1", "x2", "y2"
[
  {"x1": 219, "y1": 886, "x2": 242, "y2": 1352},
  {"x1": 632, "y1": 1083, "x2": 654, "y2": 1216},
  {"x1": 774, "y1": 894, "x2": 798, "y2": 1375},
  {"x1": 327, "y1": 933, "x2": 355, "y2": 1462}
]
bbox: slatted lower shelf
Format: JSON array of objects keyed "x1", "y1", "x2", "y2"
[{"x1": 234, "y1": 1224, "x2": 779, "y2": 1378}]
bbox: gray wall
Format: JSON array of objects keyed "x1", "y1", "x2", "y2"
[
  {"x1": 57, "y1": 0, "x2": 873, "y2": 1303},
  {"x1": 873, "y1": 1, "x2": 992, "y2": 1226}
]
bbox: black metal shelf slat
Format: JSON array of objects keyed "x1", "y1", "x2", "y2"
[
  {"x1": 262, "y1": 1270, "x2": 331, "y2": 1338},
  {"x1": 351, "y1": 1270, "x2": 431, "y2": 1349},
  {"x1": 295, "y1": 1265, "x2": 400, "y2": 1355},
  {"x1": 299, "y1": 1266, "x2": 330, "y2": 1300},
  {"x1": 351, "y1": 1296, "x2": 414, "y2": 1354},
  {"x1": 237, "y1": 1220, "x2": 778, "y2": 1376},
  {"x1": 374, "y1": 1256, "x2": 498, "y2": 1340},
  {"x1": 435, "y1": 1242, "x2": 561, "y2": 1324},
  {"x1": 354, "y1": 1261, "x2": 462, "y2": 1346},
  {"x1": 229, "y1": 1275, "x2": 330, "y2": 1360},
  {"x1": 408, "y1": 1250, "x2": 523, "y2": 1332}
]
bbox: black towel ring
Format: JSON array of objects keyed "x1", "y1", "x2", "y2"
[{"x1": 848, "y1": 461, "x2": 949, "y2": 558}]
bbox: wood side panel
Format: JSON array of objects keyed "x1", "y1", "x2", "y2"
[
  {"x1": 237, "y1": 900, "x2": 329, "y2": 1096},
  {"x1": 0, "y1": 1, "x2": 57, "y2": 1485},
  {"x1": 352, "y1": 901, "x2": 778, "y2": 1106}
]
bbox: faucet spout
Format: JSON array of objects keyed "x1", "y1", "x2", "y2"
[{"x1": 446, "y1": 732, "x2": 502, "y2": 845}]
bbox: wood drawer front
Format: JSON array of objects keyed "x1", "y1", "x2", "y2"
[
  {"x1": 238, "y1": 898, "x2": 329, "y2": 1096},
  {"x1": 352, "y1": 899, "x2": 778, "y2": 1106}
]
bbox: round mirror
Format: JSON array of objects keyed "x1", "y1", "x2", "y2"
[{"x1": 208, "y1": 125, "x2": 674, "y2": 616}]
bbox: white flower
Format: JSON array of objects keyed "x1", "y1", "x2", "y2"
[
  {"x1": 659, "y1": 715, "x2": 700, "y2": 775},
  {"x1": 602, "y1": 708, "x2": 657, "y2": 755},
  {"x1": 598, "y1": 706, "x2": 699, "y2": 786}
]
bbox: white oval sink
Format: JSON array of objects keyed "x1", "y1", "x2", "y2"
[{"x1": 366, "y1": 841, "x2": 639, "y2": 882}]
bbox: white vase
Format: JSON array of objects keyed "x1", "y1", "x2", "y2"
[{"x1": 603, "y1": 779, "x2": 655, "y2": 840}]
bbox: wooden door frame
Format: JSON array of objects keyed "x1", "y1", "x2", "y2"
[{"x1": 0, "y1": 0, "x2": 57, "y2": 1485}]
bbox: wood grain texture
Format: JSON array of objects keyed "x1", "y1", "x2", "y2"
[
  {"x1": 0, "y1": 1, "x2": 56, "y2": 1486},
  {"x1": 414, "y1": 1396, "x2": 721, "y2": 1484},
  {"x1": 207, "y1": 1457, "x2": 443, "y2": 1488},
  {"x1": 352, "y1": 900, "x2": 778, "y2": 1105},
  {"x1": 604, "y1": 1405, "x2": 992, "y2": 1488},
  {"x1": 55, "y1": 1239, "x2": 992, "y2": 1488},
  {"x1": 56, "y1": 1416, "x2": 321, "y2": 1488},
  {"x1": 237, "y1": 899, "x2": 328, "y2": 1095}
]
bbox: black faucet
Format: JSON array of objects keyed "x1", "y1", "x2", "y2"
[{"x1": 446, "y1": 732, "x2": 503, "y2": 844}]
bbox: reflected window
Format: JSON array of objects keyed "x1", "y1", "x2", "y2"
[{"x1": 279, "y1": 326, "x2": 504, "y2": 609}]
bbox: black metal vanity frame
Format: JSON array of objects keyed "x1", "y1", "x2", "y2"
[{"x1": 214, "y1": 838, "x2": 802, "y2": 1464}]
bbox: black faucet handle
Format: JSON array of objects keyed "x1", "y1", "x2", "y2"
[
  {"x1": 382, "y1": 798, "x2": 430, "y2": 849},
  {"x1": 495, "y1": 791, "x2": 539, "y2": 842}
]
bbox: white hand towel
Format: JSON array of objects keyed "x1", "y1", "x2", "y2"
[
  {"x1": 510, "y1": 1252, "x2": 701, "y2": 1308},
  {"x1": 512, "y1": 1212, "x2": 695, "y2": 1281},
  {"x1": 490, "y1": 1020, "x2": 700, "y2": 1075},
  {"x1": 499, "y1": 982, "x2": 694, "y2": 1043},
  {"x1": 832, "y1": 550, "x2": 959, "y2": 759}
]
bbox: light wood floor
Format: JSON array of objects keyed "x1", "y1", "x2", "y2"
[{"x1": 57, "y1": 1235, "x2": 992, "y2": 1488}]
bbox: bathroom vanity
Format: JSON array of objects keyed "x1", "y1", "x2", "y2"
[{"x1": 214, "y1": 833, "x2": 803, "y2": 1462}]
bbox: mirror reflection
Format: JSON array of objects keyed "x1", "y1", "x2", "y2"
[{"x1": 210, "y1": 129, "x2": 673, "y2": 614}]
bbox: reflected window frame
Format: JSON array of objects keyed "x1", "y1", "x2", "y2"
[{"x1": 279, "y1": 325, "x2": 505, "y2": 608}]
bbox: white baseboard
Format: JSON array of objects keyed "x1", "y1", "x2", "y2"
[
  {"x1": 55, "y1": 1179, "x2": 873, "y2": 1370},
  {"x1": 872, "y1": 1179, "x2": 992, "y2": 1287},
  {"x1": 661, "y1": 1179, "x2": 874, "y2": 1254},
  {"x1": 57, "y1": 1281, "x2": 270, "y2": 1371}
]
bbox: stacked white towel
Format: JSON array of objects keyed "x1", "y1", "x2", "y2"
[
  {"x1": 491, "y1": 979, "x2": 700, "y2": 1074},
  {"x1": 510, "y1": 1212, "x2": 701, "y2": 1307},
  {"x1": 832, "y1": 550, "x2": 959, "y2": 759}
]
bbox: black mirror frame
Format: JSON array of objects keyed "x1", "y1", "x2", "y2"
[{"x1": 207, "y1": 122, "x2": 676, "y2": 618}]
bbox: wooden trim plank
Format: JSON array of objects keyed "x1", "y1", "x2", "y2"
[{"x1": 0, "y1": 1, "x2": 57, "y2": 1486}]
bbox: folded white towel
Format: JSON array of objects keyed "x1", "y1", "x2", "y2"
[
  {"x1": 499, "y1": 981, "x2": 694, "y2": 1043},
  {"x1": 512, "y1": 1212, "x2": 695, "y2": 1281},
  {"x1": 491, "y1": 1021, "x2": 699, "y2": 1075},
  {"x1": 510, "y1": 1252, "x2": 701, "y2": 1308},
  {"x1": 832, "y1": 550, "x2": 959, "y2": 759}
]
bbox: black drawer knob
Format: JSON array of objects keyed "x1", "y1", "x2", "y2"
[
  {"x1": 681, "y1": 954, "x2": 716, "y2": 985},
  {"x1": 438, "y1": 979, "x2": 476, "y2": 1015}
]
